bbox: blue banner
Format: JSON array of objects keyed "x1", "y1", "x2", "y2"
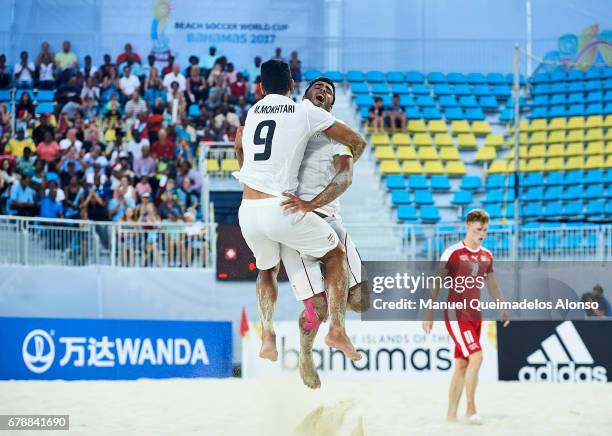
[{"x1": 0, "y1": 317, "x2": 232, "y2": 380}]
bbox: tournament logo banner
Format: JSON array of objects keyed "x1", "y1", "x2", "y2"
[
  {"x1": 0, "y1": 317, "x2": 232, "y2": 380},
  {"x1": 497, "y1": 321, "x2": 611, "y2": 383}
]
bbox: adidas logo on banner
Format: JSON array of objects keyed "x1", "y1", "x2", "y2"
[{"x1": 518, "y1": 321, "x2": 607, "y2": 383}]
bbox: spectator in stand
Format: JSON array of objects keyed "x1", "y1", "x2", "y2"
[
  {"x1": 35, "y1": 42, "x2": 54, "y2": 67},
  {"x1": 177, "y1": 176, "x2": 198, "y2": 212},
  {"x1": 7, "y1": 174, "x2": 37, "y2": 216},
  {"x1": 59, "y1": 128, "x2": 83, "y2": 154},
  {"x1": 0, "y1": 157, "x2": 16, "y2": 189},
  {"x1": 125, "y1": 90, "x2": 147, "y2": 123},
  {"x1": 6, "y1": 127, "x2": 35, "y2": 158},
  {"x1": 82, "y1": 128, "x2": 105, "y2": 153},
  {"x1": 108, "y1": 184, "x2": 135, "y2": 222},
  {"x1": 0, "y1": 54, "x2": 11, "y2": 89},
  {"x1": 206, "y1": 62, "x2": 223, "y2": 87},
  {"x1": 162, "y1": 55, "x2": 175, "y2": 76},
  {"x1": 30, "y1": 159, "x2": 45, "y2": 192},
  {"x1": 144, "y1": 78, "x2": 166, "y2": 108},
  {"x1": 117, "y1": 43, "x2": 142, "y2": 66},
  {"x1": 0, "y1": 103, "x2": 11, "y2": 132},
  {"x1": 126, "y1": 129, "x2": 149, "y2": 161},
  {"x1": 119, "y1": 66, "x2": 141, "y2": 98},
  {"x1": 55, "y1": 40, "x2": 78, "y2": 82},
  {"x1": 100, "y1": 66, "x2": 120, "y2": 104},
  {"x1": 387, "y1": 94, "x2": 407, "y2": 133},
  {"x1": 592, "y1": 284, "x2": 611, "y2": 316},
  {"x1": 200, "y1": 46, "x2": 218, "y2": 73},
  {"x1": 59, "y1": 148, "x2": 83, "y2": 182},
  {"x1": 147, "y1": 102, "x2": 165, "y2": 142},
  {"x1": 141, "y1": 54, "x2": 157, "y2": 81},
  {"x1": 60, "y1": 96, "x2": 82, "y2": 121},
  {"x1": 16, "y1": 147, "x2": 36, "y2": 178},
  {"x1": 151, "y1": 129, "x2": 174, "y2": 160},
  {"x1": 14, "y1": 51, "x2": 35, "y2": 89},
  {"x1": 176, "y1": 160, "x2": 202, "y2": 193},
  {"x1": 271, "y1": 47, "x2": 285, "y2": 62},
  {"x1": 133, "y1": 145, "x2": 156, "y2": 179},
  {"x1": 37, "y1": 131, "x2": 60, "y2": 164},
  {"x1": 103, "y1": 95, "x2": 122, "y2": 123},
  {"x1": 369, "y1": 96, "x2": 385, "y2": 134},
  {"x1": 39, "y1": 180, "x2": 64, "y2": 219},
  {"x1": 0, "y1": 158, "x2": 13, "y2": 210},
  {"x1": 63, "y1": 174, "x2": 84, "y2": 219},
  {"x1": 254, "y1": 76, "x2": 264, "y2": 101},
  {"x1": 136, "y1": 175, "x2": 152, "y2": 198},
  {"x1": 207, "y1": 75, "x2": 227, "y2": 109},
  {"x1": 158, "y1": 188, "x2": 182, "y2": 220},
  {"x1": 81, "y1": 55, "x2": 98, "y2": 80},
  {"x1": 289, "y1": 51, "x2": 302, "y2": 92},
  {"x1": 16, "y1": 91, "x2": 35, "y2": 121},
  {"x1": 57, "y1": 76, "x2": 81, "y2": 108},
  {"x1": 176, "y1": 117, "x2": 196, "y2": 145},
  {"x1": 184, "y1": 55, "x2": 199, "y2": 77},
  {"x1": 32, "y1": 114, "x2": 55, "y2": 145},
  {"x1": 235, "y1": 96, "x2": 250, "y2": 124},
  {"x1": 163, "y1": 64, "x2": 186, "y2": 92},
  {"x1": 98, "y1": 54, "x2": 115, "y2": 80},
  {"x1": 176, "y1": 138, "x2": 193, "y2": 163},
  {"x1": 80, "y1": 76, "x2": 100, "y2": 106},
  {"x1": 84, "y1": 145, "x2": 109, "y2": 171},
  {"x1": 82, "y1": 174, "x2": 109, "y2": 221},
  {"x1": 225, "y1": 62, "x2": 237, "y2": 84},
  {"x1": 144, "y1": 64, "x2": 160, "y2": 90},
  {"x1": 246, "y1": 56, "x2": 261, "y2": 83},
  {"x1": 229, "y1": 72, "x2": 248, "y2": 103},
  {"x1": 186, "y1": 65, "x2": 207, "y2": 105},
  {"x1": 167, "y1": 81, "x2": 186, "y2": 120},
  {"x1": 35, "y1": 42, "x2": 56, "y2": 89}
]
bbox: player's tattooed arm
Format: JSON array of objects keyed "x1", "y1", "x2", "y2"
[
  {"x1": 324, "y1": 122, "x2": 366, "y2": 162},
  {"x1": 281, "y1": 155, "x2": 353, "y2": 214},
  {"x1": 485, "y1": 272, "x2": 511, "y2": 326},
  {"x1": 234, "y1": 126, "x2": 244, "y2": 168}
]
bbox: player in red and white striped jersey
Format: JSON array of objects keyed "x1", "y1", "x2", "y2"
[{"x1": 422, "y1": 209, "x2": 510, "y2": 425}]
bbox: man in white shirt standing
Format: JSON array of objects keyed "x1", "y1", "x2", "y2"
[
  {"x1": 119, "y1": 66, "x2": 141, "y2": 98},
  {"x1": 14, "y1": 51, "x2": 35, "y2": 88},
  {"x1": 162, "y1": 64, "x2": 186, "y2": 92},
  {"x1": 59, "y1": 128, "x2": 83, "y2": 154},
  {"x1": 235, "y1": 60, "x2": 366, "y2": 363}
]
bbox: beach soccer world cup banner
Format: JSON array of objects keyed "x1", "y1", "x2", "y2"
[
  {"x1": 497, "y1": 321, "x2": 612, "y2": 383},
  {"x1": 0, "y1": 317, "x2": 232, "y2": 380},
  {"x1": 242, "y1": 321, "x2": 499, "y2": 380}
]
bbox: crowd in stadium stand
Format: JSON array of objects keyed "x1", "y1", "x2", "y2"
[{"x1": 0, "y1": 42, "x2": 303, "y2": 230}]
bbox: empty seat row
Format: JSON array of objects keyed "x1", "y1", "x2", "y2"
[
  {"x1": 380, "y1": 160, "x2": 466, "y2": 176},
  {"x1": 530, "y1": 91, "x2": 612, "y2": 106},
  {"x1": 510, "y1": 143, "x2": 612, "y2": 158},
  {"x1": 528, "y1": 103, "x2": 612, "y2": 119},
  {"x1": 487, "y1": 156, "x2": 612, "y2": 173},
  {"x1": 511, "y1": 115, "x2": 612, "y2": 132},
  {"x1": 532, "y1": 80, "x2": 612, "y2": 95},
  {"x1": 530, "y1": 67, "x2": 612, "y2": 84},
  {"x1": 386, "y1": 174, "x2": 451, "y2": 191},
  {"x1": 0, "y1": 89, "x2": 56, "y2": 102}
]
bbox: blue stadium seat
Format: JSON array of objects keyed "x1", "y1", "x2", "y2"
[
  {"x1": 397, "y1": 205, "x2": 418, "y2": 222},
  {"x1": 0, "y1": 90, "x2": 10, "y2": 101},
  {"x1": 584, "y1": 184, "x2": 605, "y2": 199},
  {"x1": 386, "y1": 175, "x2": 406, "y2": 190},
  {"x1": 406, "y1": 71, "x2": 425, "y2": 84},
  {"x1": 544, "y1": 187, "x2": 563, "y2": 201},
  {"x1": 460, "y1": 175, "x2": 482, "y2": 190},
  {"x1": 381, "y1": 95, "x2": 393, "y2": 107},
  {"x1": 405, "y1": 107, "x2": 422, "y2": 119},
  {"x1": 391, "y1": 191, "x2": 411, "y2": 205},
  {"x1": 391, "y1": 83, "x2": 410, "y2": 95},
  {"x1": 472, "y1": 85, "x2": 491, "y2": 97},
  {"x1": 550, "y1": 83, "x2": 567, "y2": 94},
  {"x1": 567, "y1": 92, "x2": 584, "y2": 104},
  {"x1": 451, "y1": 191, "x2": 472, "y2": 205},
  {"x1": 566, "y1": 104, "x2": 585, "y2": 117},
  {"x1": 453, "y1": 84, "x2": 472, "y2": 96},
  {"x1": 532, "y1": 84, "x2": 550, "y2": 95},
  {"x1": 499, "y1": 108, "x2": 513, "y2": 122},
  {"x1": 605, "y1": 79, "x2": 612, "y2": 90},
  {"x1": 447, "y1": 72, "x2": 466, "y2": 84},
  {"x1": 465, "y1": 108, "x2": 485, "y2": 120},
  {"x1": 408, "y1": 175, "x2": 428, "y2": 190},
  {"x1": 384, "y1": 71, "x2": 404, "y2": 83},
  {"x1": 427, "y1": 72, "x2": 446, "y2": 84},
  {"x1": 584, "y1": 169, "x2": 603, "y2": 185},
  {"x1": 187, "y1": 104, "x2": 200, "y2": 117},
  {"x1": 416, "y1": 95, "x2": 436, "y2": 107},
  {"x1": 359, "y1": 106, "x2": 370, "y2": 118},
  {"x1": 487, "y1": 73, "x2": 505, "y2": 85},
  {"x1": 36, "y1": 90, "x2": 55, "y2": 102},
  {"x1": 323, "y1": 70, "x2": 344, "y2": 82},
  {"x1": 467, "y1": 73, "x2": 486, "y2": 84},
  {"x1": 563, "y1": 201, "x2": 584, "y2": 219},
  {"x1": 524, "y1": 172, "x2": 544, "y2": 187},
  {"x1": 486, "y1": 174, "x2": 506, "y2": 189},
  {"x1": 545, "y1": 171, "x2": 565, "y2": 186},
  {"x1": 586, "y1": 91, "x2": 603, "y2": 103},
  {"x1": 433, "y1": 84, "x2": 452, "y2": 96},
  {"x1": 420, "y1": 206, "x2": 441, "y2": 223},
  {"x1": 479, "y1": 96, "x2": 498, "y2": 110},
  {"x1": 522, "y1": 203, "x2": 542, "y2": 218},
  {"x1": 430, "y1": 175, "x2": 451, "y2": 191},
  {"x1": 414, "y1": 191, "x2": 434, "y2": 205},
  {"x1": 445, "y1": 108, "x2": 464, "y2": 120},
  {"x1": 586, "y1": 103, "x2": 603, "y2": 115},
  {"x1": 438, "y1": 95, "x2": 458, "y2": 108},
  {"x1": 530, "y1": 73, "x2": 549, "y2": 84},
  {"x1": 567, "y1": 70, "x2": 585, "y2": 82},
  {"x1": 351, "y1": 83, "x2": 369, "y2": 94},
  {"x1": 346, "y1": 70, "x2": 366, "y2": 83},
  {"x1": 505, "y1": 73, "x2": 526, "y2": 86},
  {"x1": 603, "y1": 169, "x2": 612, "y2": 184},
  {"x1": 399, "y1": 95, "x2": 416, "y2": 107},
  {"x1": 482, "y1": 189, "x2": 504, "y2": 204},
  {"x1": 549, "y1": 69, "x2": 566, "y2": 83},
  {"x1": 492, "y1": 85, "x2": 511, "y2": 98},
  {"x1": 411, "y1": 84, "x2": 430, "y2": 95},
  {"x1": 504, "y1": 204, "x2": 516, "y2": 219},
  {"x1": 567, "y1": 81, "x2": 585, "y2": 93},
  {"x1": 524, "y1": 187, "x2": 544, "y2": 202},
  {"x1": 605, "y1": 102, "x2": 612, "y2": 114},
  {"x1": 586, "y1": 67, "x2": 603, "y2": 80},
  {"x1": 458, "y1": 96, "x2": 478, "y2": 108},
  {"x1": 563, "y1": 170, "x2": 583, "y2": 186},
  {"x1": 563, "y1": 186, "x2": 583, "y2": 200},
  {"x1": 423, "y1": 107, "x2": 442, "y2": 119},
  {"x1": 484, "y1": 204, "x2": 503, "y2": 219},
  {"x1": 549, "y1": 94, "x2": 566, "y2": 105},
  {"x1": 354, "y1": 95, "x2": 374, "y2": 107},
  {"x1": 528, "y1": 107, "x2": 548, "y2": 119},
  {"x1": 531, "y1": 95, "x2": 549, "y2": 107},
  {"x1": 585, "y1": 81, "x2": 601, "y2": 92},
  {"x1": 366, "y1": 70, "x2": 386, "y2": 83},
  {"x1": 543, "y1": 234, "x2": 562, "y2": 250},
  {"x1": 586, "y1": 200, "x2": 605, "y2": 217},
  {"x1": 303, "y1": 70, "x2": 322, "y2": 81},
  {"x1": 35, "y1": 102, "x2": 54, "y2": 115},
  {"x1": 548, "y1": 105, "x2": 567, "y2": 118},
  {"x1": 543, "y1": 201, "x2": 563, "y2": 218},
  {"x1": 605, "y1": 90, "x2": 612, "y2": 102},
  {"x1": 371, "y1": 83, "x2": 390, "y2": 95},
  {"x1": 15, "y1": 90, "x2": 34, "y2": 100}
]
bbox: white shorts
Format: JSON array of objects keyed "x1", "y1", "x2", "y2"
[
  {"x1": 238, "y1": 197, "x2": 339, "y2": 270},
  {"x1": 280, "y1": 215, "x2": 364, "y2": 301}
]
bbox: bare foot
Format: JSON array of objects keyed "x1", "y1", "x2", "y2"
[
  {"x1": 447, "y1": 415, "x2": 458, "y2": 423},
  {"x1": 325, "y1": 327, "x2": 362, "y2": 361},
  {"x1": 259, "y1": 332, "x2": 278, "y2": 361},
  {"x1": 299, "y1": 355, "x2": 321, "y2": 389}
]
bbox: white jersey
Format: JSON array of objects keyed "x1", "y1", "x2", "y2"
[
  {"x1": 236, "y1": 94, "x2": 336, "y2": 197},
  {"x1": 296, "y1": 126, "x2": 353, "y2": 216}
]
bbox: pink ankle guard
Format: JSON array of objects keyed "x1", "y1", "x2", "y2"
[{"x1": 303, "y1": 293, "x2": 327, "y2": 331}]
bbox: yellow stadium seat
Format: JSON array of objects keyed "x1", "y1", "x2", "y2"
[
  {"x1": 548, "y1": 118, "x2": 567, "y2": 131},
  {"x1": 475, "y1": 146, "x2": 496, "y2": 162},
  {"x1": 529, "y1": 119, "x2": 548, "y2": 132},
  {"x1": 525, "y1": 158, "x2": 545, "y2": 172},
  {"x1": 604, "y1": 115, "x2": 612, "y2": 128},
  {"x1": 585, "y1": 129, "x2": 604, "y2": 142},
  {"x1": 565, "y1": 156, "x2": 584, "y2": 170},
  {"x1": 371, "y1": 133, "x2": 390, "y2": 146},
  {"x1": 606, "y1": 155, "x2": 612, "y2": 168},
  {"x1": 565, "y1": 143, "x2": 585, "y2": 156},
  {"x1": 423, "y1": 161, "x2": 445, "y2": 174},
  {"x1": 508, "y1": 119, "x2": 529, "y2": 135},
  {"x1": 445, "y1": 161, "x2": 466, "y2": 176},
  {"x1": 451, "y1": 120, "x2": 471, "y2": 134},
  {"x1": 457, "y1": 133, "x2": 477, "y2": 149},
  {"x1": 518, "y1": 132, "x2": 529, "y2": 145},
  {"x1": 206, "y1": 159, "x2": 220, "y2": 172},
  {"x1": 221, "y1": 159, "x2": 240, "y2": 172},
  {"x1": 380, "y1": 160, "x2": 401, "y2": 174},
  {"x1": 586, "y1": 115, "x2": 603, "y2": 129},
  {"x1": 529, "y1": 131, "x2": 547, "y2": 145},
  {"x1": 434, "y1": 133, "x2": 454, "y2": 147},
  {"x1": 566, "y1": 130, "x2": 585, "y2": 143},
  {"x1": 584, "y1": 155, "x2": 604, "y2": 169},
  {"x1": 586, "y1": 142, "x2": 604, "y2": 155},
  {"x1": 545, "y1": 158, "x2": 565, "y2": 171},
  {"x1": 484, "y1": 134, "x2": 504, "y2": 148},
  {"x1": 606, "y1": 142, "x2": 612, "y2": 155},
  {"x1": 506, "y1": 146, "x2": 528, "y2": 159},
  {"x1": 472, "y1": 121, "x2": 492, "y2": 136},
  {"x1": 439, "y1": 147, "x2": 460, "y2": 161},
  {"x1": 418, "y1": 147, "x2": 439, "y2": 160},
  {"x1": 546, "y1": 144, "x2": 565, "y2": 157},
  {"x1": 605, "y1": 129, "x2": 612, "y2": 141},
  {"x1": 487, "y1": 160, "x2": 509, "y2": 174},
  {"x1": 427, "y1": 120, "x2": 448, "y2": 133},
  {"x1": 407, "y1": 120, "x2": 427, "y2": 133},
  {"x1": 567, "y1": 116, "x2": 585, "y2": 130},
  {"x1": 528, "y1": 145, "x2": 546, "y2": 158},
  {"x1": 547, "y1": 130, "x2": 566, "y2": 143},
  {"x1": 413, "y1": 133, "x2": 434, "y2": 147},
  {"x1": 391, "y1": 133, "x2": 411, "y2": 146},
  {"x1": 401, "y1": 160, "x2": 423, "y2": 174},
  {"x1": 396, "y1": 146, "x2": 417, "y2": 160},
  {"x1": 375, "y1": 146, "x2": 396, "y2": 160}
]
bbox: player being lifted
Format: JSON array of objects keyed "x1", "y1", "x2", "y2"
[
  {"x1": 235, "y1": 61, "x2": 366, "y2": 361},
  {"x1": 422, "y1": 209, "x2": 510, "y2": 424}
]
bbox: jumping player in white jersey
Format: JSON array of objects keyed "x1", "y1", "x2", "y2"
[
  {"x1": 235, "y1": 60, "x2": 366, "y2": 361},
  {"x1": 422, "y1": 209, "x2": 510, "y2": 424}
]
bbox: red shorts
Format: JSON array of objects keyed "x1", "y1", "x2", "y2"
[{"x1": 444, "y1": 316, "x2": 482, "y2": 359}]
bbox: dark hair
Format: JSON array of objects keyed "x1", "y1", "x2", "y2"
[
  {"x1": 304, "y1": 77, "x2": 336, "y2": 105},
  {"x1": 260, "y1": 60, "x2": 292, "y2": 95},
  {"x1": 374, "y1": 96, "x2": 383, "y2": 103}
]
